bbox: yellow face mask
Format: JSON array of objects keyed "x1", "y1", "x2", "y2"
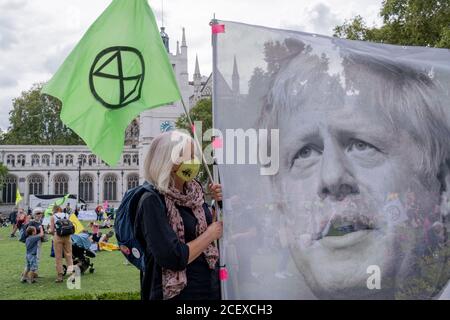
[{"x1": 175, "y1": 157, "x2": 201, "y2": 182}]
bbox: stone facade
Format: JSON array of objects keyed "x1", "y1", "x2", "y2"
[{"x1": 0, "y1": 145, "x2": 140, "y2": 212}]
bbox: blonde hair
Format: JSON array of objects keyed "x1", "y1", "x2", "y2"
[{"x1": 144, "y1": 131, "x2": 194, "y2": 193}]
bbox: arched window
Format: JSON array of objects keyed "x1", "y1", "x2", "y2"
[
  {"x1": 55, "y1": 154, "x2": 63, "y2": 166},
  {"x1": 132, "y1": 154, "x2": 139, "y2": 165},
  {"x1": 54, "y1": 174, "x2": 69, "y2": 195},
  {"x1": 28, "y1": 174, "x2": 43, "y2": 196},
  {"x1": 88, "y1": 154, "x2": 97, "y2": 166},
  {"x1": 123, "y1": 154, "x2": 131, "y2": 165},
  {"x1": 1, "y1": 175, "x2": 17, "y2": 204},
  {"x1": 31, "y1": 154, "x2": 40, "y2": 166},
  {"x1": 6, "y1": 154, "x2": 15, "y2": 167},
  {"x1": 103, "y1": 174, "x2": 117, "y2": 201},
  {"x1": 78, "y1": 154, "x2": 87, "y2": 166},
  {"x1": 17, "y1": 154, "x2": 25, "y2": 167},
  {"x1": 80, "y1": 174, "x2": 93, "y2": 202},
  {"x1": 42, "y1": 154, "x2": 50, "y2": 166},
  {"x1": 66, "y1": 154, "x2": 73, "y2": 166},
  {"x1": 127, "y1": 174, "x2": 139, "y2": 190}
]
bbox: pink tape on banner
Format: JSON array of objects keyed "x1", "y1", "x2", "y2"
[
  {"x1": 212, "y1": 137, "x2": 223, "y2": 149},
  {"x1": 212, "y1": 24, "x2": 225, "y2": 34},
  {"x1": 219, "y1": 267, "x2": 229, "y2": 281}
]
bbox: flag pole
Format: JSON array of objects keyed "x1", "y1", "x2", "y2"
[{"x1": 210, "y1": 14, "x2": 228, "y2": 300}]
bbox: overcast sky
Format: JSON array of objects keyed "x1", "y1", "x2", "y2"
[{"x1": 0, "y1": 0, "x2": 383, "y2": 131}]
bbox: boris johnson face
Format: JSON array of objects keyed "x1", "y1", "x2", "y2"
[{"x1": 275, "y1": 95, "x2": 447, "y2": 299}]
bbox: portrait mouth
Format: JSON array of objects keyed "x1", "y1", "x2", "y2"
[{"x1": 313, "y1": 213, "x2": 377, "y2": 249}]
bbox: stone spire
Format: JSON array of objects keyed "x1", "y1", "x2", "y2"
[
  {"x1": 193, "y1": 54, "x2": 202, "y2": 99},
  {"x1": 232, "y1": 55, "x2": 240, "y2": 94},
  {"x1": 181, "y1": 27, "x2": 187, "y2": 47},
  {"x1": 176, "y1": 40, "x2": 180, "y2": 55},
  {"x1": 194, "y1": 55, "x2": 201, "y2": 79}
]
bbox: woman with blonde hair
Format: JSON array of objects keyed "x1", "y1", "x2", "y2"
[{"x1": 135, "y1": 130, "x2": 223, "y2": 300}]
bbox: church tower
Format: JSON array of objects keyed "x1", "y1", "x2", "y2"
[{"x1": 232, "y1": 55, "x2": 240, "y2": 95}]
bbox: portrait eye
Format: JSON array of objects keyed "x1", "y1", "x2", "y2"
[
  {"x1": 348, "y1": 139, "x2": 376, "y2": 152},
  {"x1": 299, "y1": 146, "x2": 313, "y2": 158},
  {"x1": 293, "y1": 145, "x2": 322, "y2": 161}
]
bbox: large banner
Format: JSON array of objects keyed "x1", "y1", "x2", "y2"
[{"x1": 213, "y1": 20, "x2": 450, "y2": 299}]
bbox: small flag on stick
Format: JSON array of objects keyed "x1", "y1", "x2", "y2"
[{"x1": 15, "y1": 188, "x2": 22, "y2": 206}]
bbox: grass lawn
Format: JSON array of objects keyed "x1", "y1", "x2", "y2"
[{"x1": 0, "y1": 221, "x2": 140, "y2": 300}]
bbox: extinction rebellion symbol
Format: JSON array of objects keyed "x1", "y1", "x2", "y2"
[{"x1": 89, "y1": 46, "x2": 145, "y2": 109}]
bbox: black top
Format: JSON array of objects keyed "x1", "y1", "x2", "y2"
[
  {"x1": 91, "y1": 233, "x2": 101, "y2": 243},
  {"x1": 135, "y1": 189, "x2": 220, "y2": 300}
]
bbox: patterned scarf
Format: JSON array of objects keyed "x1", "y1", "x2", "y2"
[{"x1": 162, "y1": 180, "x2": 219, "y2": 300}]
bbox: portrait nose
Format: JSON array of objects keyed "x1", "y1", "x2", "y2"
[{"x1": 318, "y1": 142, "x2": 359, "y2": 201}]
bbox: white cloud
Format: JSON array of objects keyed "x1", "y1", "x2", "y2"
[{"x1": 0, "y1": 0, "x2": 383, "y2": 130}]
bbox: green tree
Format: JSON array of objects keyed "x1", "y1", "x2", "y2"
[
  {"x1": 334, "y1": 0, "x2": 450, "y2": 48},
  {"x1": 175, "y1": 98, "x2": 213, "y2": 186},
  {"x1": 0, "y1": 83, "x2": 84, "y2": 145}
]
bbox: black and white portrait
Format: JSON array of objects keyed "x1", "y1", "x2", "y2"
[{"x1": 214, "y1": 20, "x2": 450, "y2": 300}]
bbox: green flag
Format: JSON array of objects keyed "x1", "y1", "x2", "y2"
[
  {"x1": 44, "y1": 194, "x2": 70, "y2": 217},
  {"x1": 42, "y1": 0, "x2": 181, "y2": 166}
]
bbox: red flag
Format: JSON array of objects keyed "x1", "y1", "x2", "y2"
[{"x1": 212, "y1": 24, "x2": 225, "y2": 34}]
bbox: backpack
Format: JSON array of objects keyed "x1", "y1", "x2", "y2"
[
  {"x1": 115, "y1": 181, "x2": 155, "y2": 271},
  {"x1": 54, "y1": 213, "x2": 75, "y2": 236}
]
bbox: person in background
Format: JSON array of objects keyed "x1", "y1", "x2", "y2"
[
  {"x1": 12, "y1": 209, "x2": 28, "y2": 239},
  {"x1": 0, "y1": 213, "x2": 6, "y2": 227},
  {"x1": 99, "y1": 231, "x2": 114, "y2": 247},
  {"x1": 98, "y1": 230, "x2": 120, "y2": 251},
  {"x1": 9, "y1": 208, "x2": 18, "y2": 237},
  {"x1": 65, "y1": 203, "x2": 72, "y2": 215},
  {"x1": 88, "y1": 222, "x2": 101, "y2": 252},
  {"x1": 49, "y1": 206, "x2": 73, "y2": 283},
  {"x1": 21, "y1": 225, "x2": 44, "y2": 284},
  {"x1": 31, "y1": 208, "x2": 44, "y2": 276},
  {"x1": 95, "y1": 205, "x2": 104, "y2": 222},
  {"x1": 99, "y1": 216, "x2": 113, "y2": 229},
  {"x1": 107, "y1": 206, "x2": 115, "y2": 219}
]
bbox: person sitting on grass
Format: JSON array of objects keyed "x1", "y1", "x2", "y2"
[
  {"x1": 21, "y1": 225, "x2": 44, "y2": 284},
  {"x1": 88, "y1": 222, "x2": 101, "y2": 252},
  {"x1": 98, "y1": 231, "x2": 119, "y2": 251},
  {"x1": 99, "y1": 216, "x2": 113, "y2": 229}
]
